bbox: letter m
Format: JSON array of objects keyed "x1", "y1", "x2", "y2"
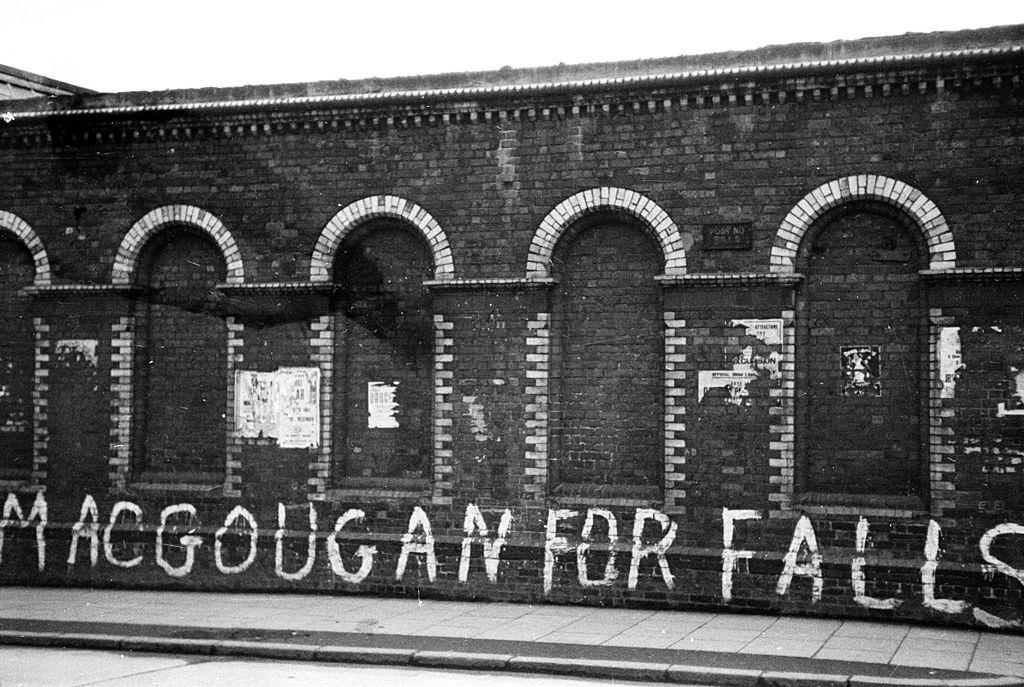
[{"x1": 1, "y1": 491, "x2": 48, "y2": 571}]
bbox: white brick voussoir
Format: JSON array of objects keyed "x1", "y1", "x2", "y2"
[
  {"x1": 527, "y1": 187, "x2": 686, "y2": 278},
  {"x1": 311, "y1": 195, "x2": 454, "y2": 282},
  {"x1": 114, "y1": 205, "x2": 244, "y2": 285},
  {"x1": 772, "y1": 175, "x2": 956, "y2": 274},
  {"x1": 1, "y1": 209, "x2": 52, "y2": 286}
]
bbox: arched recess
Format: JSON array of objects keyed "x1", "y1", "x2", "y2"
[
  {"x1": 771, "y1": 175, "x2": 955, "y2": 273},
  {"x1": 311, "y1": 196, "x2": 455, "y2": 282},
  {"x1": 112, "y1": 205, "x2": 244, "y2": 285},
  {"x1": 0, "y1": 210, "x2": 51, "y2": 286},
  {"x1": 526, "y1": 187, "x2": 687, "y2": 278}
]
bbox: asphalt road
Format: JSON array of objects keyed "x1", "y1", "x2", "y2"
[{"x1": 1, "y1": 646, "x2": 668, "y2": 686}]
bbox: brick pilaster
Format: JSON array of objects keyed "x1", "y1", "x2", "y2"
[
  {"x1": 432, "y1": 314, "x2": 455, "y2": 504},
  {"x1": 663, "y1": 313, "x2": 687, "y2": 512},
  {"x1": 224, "y1": 316, "x2": 245, "y2": 497},
  {"x1": 307, "y1": 314, "x2": 333, "y2": 501},
  {"x1": 523, "y1": 312, "x2": 551, "y2": 500}
]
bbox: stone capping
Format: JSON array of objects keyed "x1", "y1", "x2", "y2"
[
  {"x1": 217, "y1": 281, "x2": 335, "y2": 293},
  {"x1": 527, "y1": 187, "x2": 687, "y2": 278},
  {"x1": 424, "y1": 277, "x2": 556, "y2": 290},
  {"x1": 25, "y1": 284, "x2": 138, "y2": 296},
  {"x1": 656, "y1": 272, "x2": 804, "y2": 286},
  {"x1": 920, "y1": 266, "x2": 1024, "y2": 281},
  {"x1": 0, "y1": 210, "x2": 51, "y2": 286},
  {"x1": 112, "y1": 205, "x2": 245, "y2": 286},
  {"x1": 7, "y1": 45, "x2": 1021, "y2": 120},
  {"x1": 771, "y1": 175, "x2": 956, "y2": 273},
  {"x1": 311, "y1": 196, "x2": 455, "y2": 283}
]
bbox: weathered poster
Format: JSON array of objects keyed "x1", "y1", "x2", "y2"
[
  {"x1": 55, "y1": 339, "x2": 98, "y2": 367},
  {"x1": 234, "y1": 368, "x2": 319, "y2": 447},
  {"x1": 841, "y1": 346, "x2": 881, "y2": 396},
  {"x1": 730, "y1": 319, "x2": 783, "y2": 346},
  {"x1": 698, "y1": 369, "x2": 759, "y2": 406},
  {"x1": 997, "y1": 366, "x2": 1024, "y2": 417},
  {"x1": 368, "y1": 381, "x2": 400, "y2": 429},
  {"x1": 939, "y1": 327, "x2": 964, "y2": 399},
  {"x1": 234, "y1": 370, "x2": 278, "y2": 439},
  {"x1": 275, "y1": 368, "x2": 320, "y2": 448}
]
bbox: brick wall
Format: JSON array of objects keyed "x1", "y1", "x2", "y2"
[
  {"x1": 551, "y1": 216, "x2": 663, "y2": 496},
  {"x1": 798, "y1": 206, "x2": 924, "y2": 497},
  {"x1": 1, "y1": 43, "x2": 1022, "y2": 630},
  {"x1": 0, "y1": 237, "x2": 35, "y2": 475},
  {"x1": 133, "y1": 228, "x2": 227, "y2": 476}
]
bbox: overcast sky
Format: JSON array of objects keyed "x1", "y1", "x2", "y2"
[{"x1": 3, "y1": 0, "x2": 1023, "y2": 93}]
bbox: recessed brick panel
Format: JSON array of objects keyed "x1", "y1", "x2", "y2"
[
  {"x1": 132, "y1": 228, "x2": 227, "y2": 475},
  {"x1": 551, "y1": 219, "x2": 663, "y2": 493},
  {"x1": 332, "y1": 222, "x2": 434, "y2": 482},
  {"x1": 798, "y1": 209, "x2": 923, "y2": 496},
  {"x1": 0, "y1": 237, "x2": 35, "y2": 474}
]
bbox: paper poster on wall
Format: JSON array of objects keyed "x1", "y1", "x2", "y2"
[
  {"x1": 368, "y1": 381, "x2": 400, "y2": 428},
  {"x1": 276, "y1": 368, "x2": 321, "y2": 448},
  {"x1": 698, "y1": 369, "x2": 759, "y2": 406},
  {"x1": 729, "y1": 319, "x2": 783, "y2": 346},
  {"x1": 55, "y1": 339, "x2": 98, "y2": 367},
  {"x1": 841, "y1": 346, "x2": 881, "y2": 396},
  {"x1": 235, "y1": 370, "x2": 278, "y2": 438},
  {"x1": 234, "y1": 367, "x2": 319, "y2": 447},
  {"x1": 939, "y1": 327, "x2": 964, "y2": 399},
  {"x1": 997, "y1": 366, "x2": 1024, "y2": 417}
]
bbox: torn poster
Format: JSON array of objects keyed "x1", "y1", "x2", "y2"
[
  {"x1": 729, "y1": 319, "x2": 783, "y2": 346},
  {"x1": 276, "y1": 368, "x2": 321, "y2": 448},
  {"x1": 234, "y1": 367, "x2": 320, "y2": 447},
  {"x1": 841, "y1": 346, "x2": 881, "y2": 397},
  {"x1": 698, "y1": 369, "x2": 759, "y2": 406},
  {"x1": 939, "y1": 327, "x2": 964, "y2": 400},
  {"x1": 368, "y1": 381, "x2": 400, "y2": 429}
]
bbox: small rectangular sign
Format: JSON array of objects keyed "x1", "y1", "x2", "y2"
[{"x1": 702, "y1": 223, "x2": 753, "y2": 250}]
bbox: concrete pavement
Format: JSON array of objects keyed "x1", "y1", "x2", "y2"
[{"x1": 1, "y1": 586, "x2": 1022, "y2": 685}]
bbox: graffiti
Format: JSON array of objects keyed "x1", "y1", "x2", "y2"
[
  {"x1": 851, "y1": 517, "x2": 899, "y2": 610},
  {"x1": 721, "y1": 508, "x2": 760, "y2": 603},
  {"x1": 1, "y1": 492, "x2": 1022, "y2": 629}
]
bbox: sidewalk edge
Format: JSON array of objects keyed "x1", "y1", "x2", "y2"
[{"x1": 2, "y1": 629, "x2": 1021, "y2": 687}]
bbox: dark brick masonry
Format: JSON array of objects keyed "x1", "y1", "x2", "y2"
[{"x1": 0, "y1": 26, "x2": 1022, "y2": 631}]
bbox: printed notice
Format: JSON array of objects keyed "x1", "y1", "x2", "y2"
[
  {"x1": 235, "y1": 370, "x2": 278, "y2": 438},
  {"x1": 368, "y1": 381, "x2": 400, "y2": 428},
  {"x1": 276, "y1": 368, "x2": 321, "y2": 448},
  {"x1": 729, "y1": 319, "x2": 783, "y2": 346},
  {"x1": 234, "y1": 367, "x2": 320, "y2": 448},
  {"x1": 698, "y1": 369, "x2": 759, "y2": 405},
  {"x1": 939, "y1": 327, "x2": 964, "y2": 399}
]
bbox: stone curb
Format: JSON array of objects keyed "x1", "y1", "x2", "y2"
[{"x1": 2, "y1": 630, "x2": 1022, "y2": 687}]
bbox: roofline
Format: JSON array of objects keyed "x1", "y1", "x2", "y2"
[
  {"x1": 3, "y1": 44, "x2": 1022, "y2": 120},
  {"x1": 0, "y1": 63, "x2": 96, "y2": 96}
]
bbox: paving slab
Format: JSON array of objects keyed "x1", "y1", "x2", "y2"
[{"x1": 2, "y1": 586, "x2": 1023, "y2": 686}]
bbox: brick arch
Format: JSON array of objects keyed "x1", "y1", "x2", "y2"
[
  {"x1": 112, "y1": 205, "x2": 244, "y2": 285},
  {"x1": 771, "y1": 175, "x2": 955, "y2": 273},
  {"x1": 0, "y1": 210, "x2": 51, "y2": 286},
  {"x1": 527, "y1": 187, "x2": 687, "y2": 278},
  {"x1": 310, "y1": 195, "x2": 455, "y2": 282}
]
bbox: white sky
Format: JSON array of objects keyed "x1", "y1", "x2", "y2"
[{"x1": 2, "y1": 0, "x2": 1023, "y2": 93}]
